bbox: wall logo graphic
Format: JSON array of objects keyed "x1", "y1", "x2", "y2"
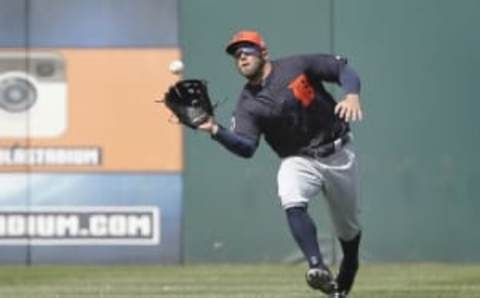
[
  {"x1": 0, "y1": 51, "x2": 67, "y2": 138},
  {"x1": 0, "y1": 48, "x2": 182, "y2": 172}
]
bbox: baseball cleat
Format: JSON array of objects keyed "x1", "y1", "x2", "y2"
[
  {"x1": 336, "y1": 260, "x2": 358, "y2": 294},
  {"x1": 329, "y1": 291, "x2": 347, "y2": 298},
  {"x1": 305, "y1": 267, "x2": 336, "y2": 294}
]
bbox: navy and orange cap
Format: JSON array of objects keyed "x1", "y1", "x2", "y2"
[{"x1": 225, "y1": 30, "x2": 267, "y2": 55}]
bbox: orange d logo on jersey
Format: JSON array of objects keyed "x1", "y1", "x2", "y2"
[{"x1": 288, "y1": 74, "x2": 315, "y2": 107}]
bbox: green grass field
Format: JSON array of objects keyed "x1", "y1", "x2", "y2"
[{"x1": 0, "y1": 263, "x2": 479, "y2": 298}]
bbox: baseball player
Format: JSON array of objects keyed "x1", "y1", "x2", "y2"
[{"x1": 199, "y1": 30, "x2": 363, "y2": 298}]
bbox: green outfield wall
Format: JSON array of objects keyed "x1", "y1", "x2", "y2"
[{"x1": 181, "y1": 0, "x2": 480, "y2": 262}]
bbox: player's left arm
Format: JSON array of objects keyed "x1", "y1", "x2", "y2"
[
  {"x1": 335, "y1": 64, "x2": 363, "y2": 122},
  {"x1": 198, "y1": 117, "x2": 258, "y2": 158},
  {"x1": 303, "y1": 54, "x2": 363, "y2": 122}
]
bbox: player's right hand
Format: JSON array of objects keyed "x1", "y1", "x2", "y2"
[
  {"x1": 198, "y1": 117, "x2": 219, "y2": 135},
  {"x1": 335, "y1": 94, "x2": 363, "y2": 122}
]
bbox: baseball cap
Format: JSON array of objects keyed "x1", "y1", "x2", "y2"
[{"x1": 225, "y1": 30, "x2": 267, "y2": 55}]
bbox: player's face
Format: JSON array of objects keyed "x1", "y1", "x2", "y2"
[{"x1": 234, "y1": 46, "x2": 265, "y2": 81}]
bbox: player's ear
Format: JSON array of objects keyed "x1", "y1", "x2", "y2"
[{"x1": 261, "y1": 49, "x2": 269, "y2": 60}]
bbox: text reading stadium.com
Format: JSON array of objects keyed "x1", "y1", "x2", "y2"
[{"x1": 0, "y1": 206, "x2": 160, "y2": 245}]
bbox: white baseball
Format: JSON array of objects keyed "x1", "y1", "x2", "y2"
[{"x1": 169, "y1": 60, "x2": 184, "y2": 75}]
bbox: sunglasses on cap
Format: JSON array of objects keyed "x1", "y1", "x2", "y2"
[{"x1": 233, "y1": 46, "x2": 261, "y2": 58}]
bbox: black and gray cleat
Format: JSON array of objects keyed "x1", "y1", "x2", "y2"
[
  {"x1": 305, "y1": 267, "x2": 336, "y2": 294},
  {"x1": 329, "y1": 291, "x2": 347, "y2": 298}
]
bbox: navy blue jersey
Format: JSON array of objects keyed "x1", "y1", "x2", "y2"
[{"x1": 230, "y1": 54, "x2": 360, "y2": 158}]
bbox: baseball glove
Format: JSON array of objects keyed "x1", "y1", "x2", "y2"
[{"x1": 162, "y1": 79, "x2": 214, "y2": 129}]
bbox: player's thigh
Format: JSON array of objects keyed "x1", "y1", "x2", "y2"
[
  {"x1": 322, "y1": 144, "x2": 361, "y2": 240},
  {"x1": 277, "y1": 156, "x2": 323, "y2": 209}
]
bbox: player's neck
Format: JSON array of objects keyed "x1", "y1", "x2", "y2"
[{"x1": 249, "y1": 61, "x2": 272, "y2": 86}]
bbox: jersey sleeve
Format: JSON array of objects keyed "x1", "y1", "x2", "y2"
[
  {"x1": 210, "y1": 102, "x2": 260, "y2": 158},
  {"x1": 301, "y1": 54, "x2": 361, "y2": 94},
  {"x1": 211, "y1": 125, "x2": 257, "y2": 158},
  {"x1": 231, "y1": 91, "x2": 262, "y2": 142},
  {"x1": 232, "y1": 109, "x2": 261, "y2": 141}
]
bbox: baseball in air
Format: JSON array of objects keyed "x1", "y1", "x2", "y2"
[{"x1": 169, "y1": 60, "x2": 184, "y2": 75}]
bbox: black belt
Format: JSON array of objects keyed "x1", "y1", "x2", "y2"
[{"x1": 299, "y1": 133, "x2": 352, "y2": 159}]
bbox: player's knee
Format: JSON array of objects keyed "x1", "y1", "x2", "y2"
[
  {"x1": 285, "y1": 204, "x2": 307, "y2": 215},
  {"x1": 279, "y1": 196, "x2": 309, "y2": 210},
  {"x1": 338, "y1": 227, "x2": 362, "y2": 243}
]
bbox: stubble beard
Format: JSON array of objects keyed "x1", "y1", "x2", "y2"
[{"x1": 241, "y1": 59, "x2": 265, "y2": 83}]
